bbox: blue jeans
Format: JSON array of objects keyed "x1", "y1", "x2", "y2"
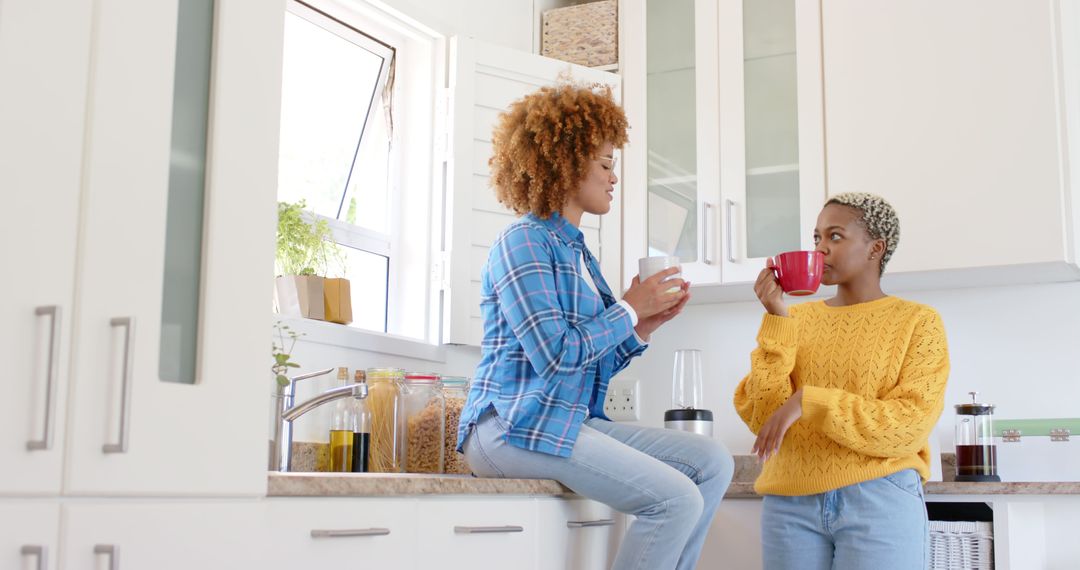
[
  {"x1": 463, "y1": 409, "x2": 734, "y2": 570},
  {"x1": 761, "y1": 469, "x2": 930, "y2": 570}
]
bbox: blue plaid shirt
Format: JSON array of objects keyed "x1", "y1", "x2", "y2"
[{"x1": 456, "y1": 213, "x2": 648, "y2": 458}]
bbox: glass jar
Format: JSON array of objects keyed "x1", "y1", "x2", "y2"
[
  {"x1": 441, "y1": 376, "x2": 471, "y2": 474},
  {"x1": 403, "y1": 373, "x2": 445, "y2": 474},
  {"x1": 954, "y1": 391, "x2": 1000, "y2": 482},
  {"x1": 365, "y1": 368, "x2": 405, "y2": 473}
]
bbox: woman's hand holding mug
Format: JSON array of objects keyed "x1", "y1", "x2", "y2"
[
  {"x1": 623, "y1": 266, "x2": 686, "y2": 320},
  {"x1": 754, "y1": 259, "x2": 788, "y2": 317}
]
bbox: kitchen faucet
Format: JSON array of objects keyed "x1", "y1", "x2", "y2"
[{"x1": 270, "y1": 367, "x2": 361, "y2": 472}]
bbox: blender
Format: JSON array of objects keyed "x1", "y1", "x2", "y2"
[
  {"x1": 663, "y1": 349, "x2": 714, "y2": 437},
  {"x1": 954, "y1": 391, "x2": 1001, "y2": 482}
]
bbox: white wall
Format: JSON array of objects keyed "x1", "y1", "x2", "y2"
[{"x1": 620, "y1": 281, "x2": 1080, "y2": 457}]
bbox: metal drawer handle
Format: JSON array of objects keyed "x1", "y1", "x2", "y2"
[
  {"x1": 310, "y1": 528, "x2": 391, "y2": 538},
  {"x1": 103, "y1": 317, "x2": 135, "y2": 454},
  {"x1": 703, "y1": 202, "x2": 715, "y2": 265},
  {"x1": 28, "y1": 306, "x2": 61, "y2": 451},
  {"x1": 21, "y1": 545, "x2": 47, "y2": 570},
  {"x1": 567, "y1": 518, "x2": 615, "y2": 528},
  {"x1": 94, "y1": 544, "x2": 119, "y2": 570},
  {"x1": 454, "y1": 525, "x2": 524, "y2": 534}
]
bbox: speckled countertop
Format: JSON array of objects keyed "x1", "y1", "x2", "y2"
[{"x1": 268, "y1": 445, "x2": 1080, "y2": 498}]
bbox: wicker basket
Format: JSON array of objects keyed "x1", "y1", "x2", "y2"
[
  {"x1": 929, "y1": 521, "x2": 994, "y2": 569},
  {"x1": 541, "y1": 0, "x2": 618, "y2": 68}
]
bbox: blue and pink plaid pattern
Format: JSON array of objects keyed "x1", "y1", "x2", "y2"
[{"x1": 457, "y1": 213, "x2": 647, "y2": 458}]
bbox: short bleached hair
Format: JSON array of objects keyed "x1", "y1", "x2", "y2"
[{"x1": 826, "y1": 192, "x2": 900, "y2": 274}]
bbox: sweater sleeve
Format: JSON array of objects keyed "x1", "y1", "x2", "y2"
[
  {"x1": 800, "y1": 309, "x2": 950, "y2": 458},
  {"x1": 734, "y1": 312, "x2": 800, "y2": 434}
]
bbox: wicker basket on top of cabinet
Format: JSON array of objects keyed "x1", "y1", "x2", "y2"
[{"x1": 541, "y1": 0, "x2": 617, "y2": 68}]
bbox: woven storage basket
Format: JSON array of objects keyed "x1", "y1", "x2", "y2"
[
  {"x1": 929, "y1": 520, "x2": 994, "y2": 569},
  {"x1": 541, "y1": 0, "x2": 618, "y2": 67}
]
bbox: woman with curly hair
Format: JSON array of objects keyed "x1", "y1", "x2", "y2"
[
  {"x1": 457, "y1": 83, "x2": 734, "y2": 570},
  {"x1": 735, "y1": 193, "x2": 950, "y2": 569}
]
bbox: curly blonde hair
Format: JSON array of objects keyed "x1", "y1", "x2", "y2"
[
  {"x1": 488, "y1": 83, "x2": 628, "y2": 219},
  {"x1": 826, "y1": 192, "x2": 900, "y2": 274}
]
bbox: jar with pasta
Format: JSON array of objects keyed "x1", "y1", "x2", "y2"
[
  {"x1": 441, "y1": 376, "x2": 471, "y2": 474},
  {"x1": 402, "y1": 373, "x2": 445, "y2": 474},
  {"x1": 365, "y1": 367, "x2": 405, "y2": 473}
]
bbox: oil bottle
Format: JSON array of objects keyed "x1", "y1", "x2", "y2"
[
  {"x1": 351, "y1": 369, "x2": 371, "y2": 473},
  {"x1": 329, "y1": 367, "x2": 353, "y2": 472}
]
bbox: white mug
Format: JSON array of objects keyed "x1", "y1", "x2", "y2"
[{"x1": 638, "y1": 255, "x2": 682, "y2": 292}]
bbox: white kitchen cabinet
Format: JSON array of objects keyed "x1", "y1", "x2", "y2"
[
  {"x1": 2, "y1": 0, "x2": 282, "y2": 498},
  {"x1": 0, "y1": 502, "x2": 60, "y2": 570},
  {"x1": 0, "y1": 0, "x2": 92, "y2": 496},
  {"x1": 622, "y1": 0, "x2": 825, "y2": 290},
  {"x1": 822, "y1": 0, "x2": 1080, "y2": 283},
  {"x1": 415, "y1": 497, "x2": 539, "y2": 570},
  {"x1": 263, "y1": 498, "x2": 418, "y2": 568},
  {"x1": 536, "y1": 498, "x2": 622, "y2": 570},
  {"x1": 61, "y1": 501, "x2": 267, "y2": 569},
  {"x1": 442, "y1": 37, "x2": 622, "y2": 346}
]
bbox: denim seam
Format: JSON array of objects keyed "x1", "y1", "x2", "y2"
[
  {"x1": 651, "y1": 454, "x2": 705, "y2": 483},
  {"x1": 880, "y1": 472, "x2": 923, "y2": 500},
  {"x1": 471, "y1": 425, "x2": 507, "y2": 478}
]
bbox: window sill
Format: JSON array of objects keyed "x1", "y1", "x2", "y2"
[{"x1": 276, "y1": 315, "x2": 446, "y2": 363}]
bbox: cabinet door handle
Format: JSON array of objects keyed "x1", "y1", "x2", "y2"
[
  {"x1": 103, "y1": 317, "x2": 135, "y2": 454},
  {"x1": 21, "y1": 545, "x2": 47, "y2": 570},
  {"x1": 567, "y1": 518, "x2": 615, "y2": 528},
  {"x1": 310, "y1": 528, "x2": 391, "y2": 538},
  {"x1": 27, "y1": 306, "x2": 61, "y2": 451},
  {"x1": 453, "y1": 525, "x2": 524, "y2": 534},
  {"x1": 94, "y1": 544, "x2": 119, "y2": 570},
  {"x1": 725, "y1": 199, "x2": 737, "y2": 263},
  {"x1": 703, "y1": 202, "x2": 716, "y2": 265}
]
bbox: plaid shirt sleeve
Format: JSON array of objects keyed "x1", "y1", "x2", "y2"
[{"x1": 490, "y1": 224, "x2": 636, "y2": 379}]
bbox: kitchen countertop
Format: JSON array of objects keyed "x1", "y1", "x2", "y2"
[{"x1": 269, "y1": 448, "x2": 1080, "y2": 498}]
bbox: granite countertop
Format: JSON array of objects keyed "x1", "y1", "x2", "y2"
[{"x1": 269, "y1": 444, "x2": 1080, "y2": 498}]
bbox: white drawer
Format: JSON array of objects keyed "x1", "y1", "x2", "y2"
[{"x1": 415, "y1": 497, "x2": 538, "y2": 570}]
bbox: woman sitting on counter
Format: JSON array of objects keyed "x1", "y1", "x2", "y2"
[
  {"x1": 456, "y1": 82, "x2": 734, "y2": 570},
  {"x1": 734, "y1": 193, "x2": 950, "y2": 569}
]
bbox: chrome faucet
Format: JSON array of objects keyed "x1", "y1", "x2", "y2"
[{"x1": 270, "y1": 367, "x2": 338, "y2": 472}]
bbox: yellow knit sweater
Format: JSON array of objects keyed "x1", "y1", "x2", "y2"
[{"x1": 734, "y1": 296, "x2": 950, "y2": 496}]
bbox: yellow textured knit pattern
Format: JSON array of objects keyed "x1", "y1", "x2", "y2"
[{"x1": 733, "y1": 296, "x2": 950, "y2": 496}]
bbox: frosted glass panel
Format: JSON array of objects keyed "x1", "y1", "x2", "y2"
[
  {"x1": 646, "y1": 0, "x2": 698, "y2": 261},
  {"x1": 743, "y1": 0, "x2": 801, "y2": 259},
  {"x1": 160, "y1": 0, "x2": 214, "y2": 384}
]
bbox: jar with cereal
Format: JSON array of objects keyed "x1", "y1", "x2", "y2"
[
  {"x1": 365, "y1": 368, "x2": 405, "y2": 473},
  {"x1": 403, "y1": 373, "x2": 445, "y2": 474},
  {"x1": 441, "y1": 376, "x2": 471, "y2": 474}
]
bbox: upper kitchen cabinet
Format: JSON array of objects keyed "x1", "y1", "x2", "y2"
[
  {"x1": 442, "y1": 37, "x2": 621, "y2": 346},
  {"x1": 61, "y1": 0, "x2": 280, "y2": 496},
  {"x1": 822, "y1": 0, "x2": 1080, "y2": 285},
  {"x1": 2, "y1": 0, "x2": 282, "y2": 497},
  {"x1": 1, "y1": 0, "x2": 92, "y2": 495},
  {"x1": 622, "y1": 0, "x2": 825, "y2": 290}
]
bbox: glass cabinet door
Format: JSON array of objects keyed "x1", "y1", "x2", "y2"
[
  {"x1": 719, "y1": 0, "x2": 825, "y2": 283},
  {"x1": 646, "y1": 0, "x2": 698, "y2": 263}
]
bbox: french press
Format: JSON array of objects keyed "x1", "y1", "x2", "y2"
[{"x1": 954, "y1": 391, "x2": 1000, "y2": 482}]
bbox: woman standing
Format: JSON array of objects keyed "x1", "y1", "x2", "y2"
[
  {"x1": 457, "y1": 83, "x2": 734, "y2": 570},
  {"x1": 735, "y1": 193, "x2": 950, "y2": 569}
]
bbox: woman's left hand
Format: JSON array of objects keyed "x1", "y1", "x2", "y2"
[
  {"x1": 752, "y1": 388, "x2": 804, "y2": 462},
  {"x1": 633, "y1": 281, "x2": 691, "y2": 341}
]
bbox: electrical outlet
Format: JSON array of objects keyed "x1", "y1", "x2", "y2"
[{"x1": 604, "y1": 377, "x2": 640, "y2": 421}]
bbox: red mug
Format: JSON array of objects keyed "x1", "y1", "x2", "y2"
[{"x1": 772, "y1": 250, "x2": 824, "y2": 296}]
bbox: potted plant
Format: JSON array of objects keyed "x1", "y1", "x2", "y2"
[{"x1": 274, "y1": 200, "x2": 350, "y2": 321}]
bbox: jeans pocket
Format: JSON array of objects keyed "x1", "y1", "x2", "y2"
[{"x1": 881, "y1": 469, "x2": 924, "y2": 500}]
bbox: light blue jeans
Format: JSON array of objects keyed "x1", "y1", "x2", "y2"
[
  {"x1": 761, "y1": 469, "x2": 930, "y2": 570},
  {"x1": 463, "y1": 409, "x2": 734, "y2": 570}
]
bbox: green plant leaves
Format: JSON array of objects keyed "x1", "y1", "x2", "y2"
[{"x1": 275, "y1": 199, "x2": 344, "y2": 277}]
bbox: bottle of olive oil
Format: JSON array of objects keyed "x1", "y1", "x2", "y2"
[
  {"x1": 351, "y1": 369, "x2": 371, "y2": 473},
  {"x1": 329, "y1": 367, "x2": 353, "y2": 472}
]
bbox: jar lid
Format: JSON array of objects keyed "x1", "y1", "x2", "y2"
[
  {"x1": 441, "y1": 376, "x2": 469, "y2": 387},
  {"x1": 366, "y1": 367, "x2": 404, "y2": 382},
  {"x1": 404, "y1": 372, "x2": 441, "y2": 384},
  {"x1": 955, "y1": 391, "x2": 995, "y2": 415}
]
